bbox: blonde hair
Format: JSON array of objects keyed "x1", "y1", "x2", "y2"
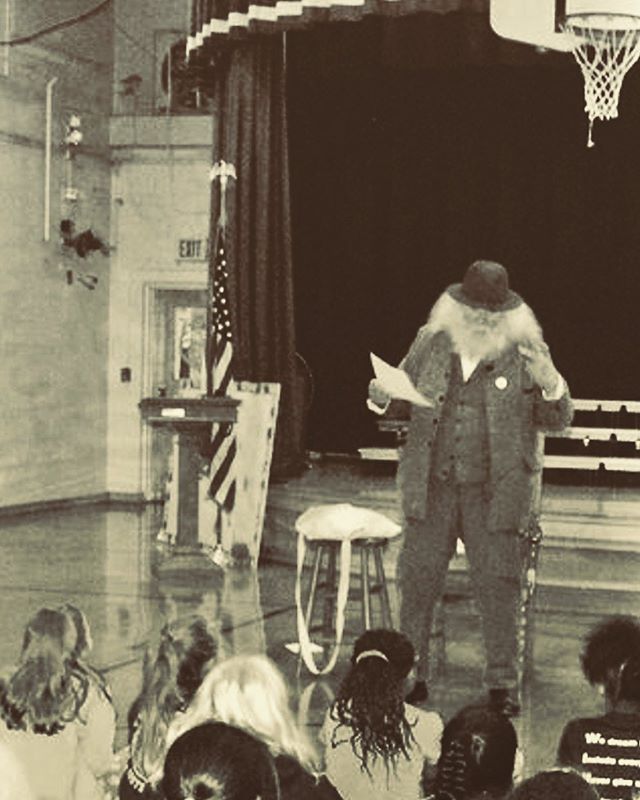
[{"x1": 168, "y1": 654, "x2": 317, "y2": 770}]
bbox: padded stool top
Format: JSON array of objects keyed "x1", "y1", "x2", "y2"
[{"x1": 295, "y1": 503, "x2": 401, "y2": 541}]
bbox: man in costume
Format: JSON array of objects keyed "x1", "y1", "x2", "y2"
[{"x1": 369, "y1": 260, "x2": 572, "y2": 714}]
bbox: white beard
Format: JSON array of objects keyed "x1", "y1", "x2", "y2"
[{"x1": 424, "y1": 292, "x2": 544, "y2": 361}]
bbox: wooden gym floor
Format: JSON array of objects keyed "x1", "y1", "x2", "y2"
[{"x1": 1, "y1": 459, "x2": 640, "y2": 777}]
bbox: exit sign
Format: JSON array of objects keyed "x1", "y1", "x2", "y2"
[{"x1": 178, "y1": 239, "x2": 209, "y2": 260}]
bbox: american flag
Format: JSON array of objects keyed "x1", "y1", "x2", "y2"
[{"x1": 207, "y1": 226, "x2": 236, "y2": 512}]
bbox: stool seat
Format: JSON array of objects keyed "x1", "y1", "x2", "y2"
[{"x1": 295, "y1": 502, "x2": 401, "y2": 542}]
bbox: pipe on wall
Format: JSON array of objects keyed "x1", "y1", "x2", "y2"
[{"x1": 44, "y1": 76, "x2": 58, "y2": 242}]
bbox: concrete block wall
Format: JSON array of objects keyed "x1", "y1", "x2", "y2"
[
  {"x1": 107, "y1": 115, "x2": 213, "y2": 497},
  {"x1": 0, "y1": 3, "x2": 113, "y2": 507},
  {"x1": 113, "y1": 0, "x2": 191, "y2": 116}
]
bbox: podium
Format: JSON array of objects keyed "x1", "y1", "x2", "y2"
[{"x1": 140, "y1": 396, "x2": 240, "y2": 575}]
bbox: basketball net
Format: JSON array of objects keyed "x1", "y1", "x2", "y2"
[{"x1": 564, "y1": 15, "x2": 640, "y2": 147}]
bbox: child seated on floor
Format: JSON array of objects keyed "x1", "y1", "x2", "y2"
[
  {"x1": 320, "y1": 628, "x2": 443, "y2": 800},
  {"x1": 423, "y1": 704, "x2": 518, "y2": 800},
  {"x1": 557, "y1": 615, "x2": 640, "y2": 800},
  {"x1": 167, "y1": 653, "x2": 339, "y2": 799},
  {"x1": 162, "y1": 722, "x2": 281, "y2": 800},
  {"x1": 0, "y1": 607, "x2": 115, "y2": 800},
  {"x1": 119, "y1": 615, "x2": 218, "y2": 800}
]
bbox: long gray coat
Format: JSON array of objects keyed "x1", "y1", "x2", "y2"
[{"x1": 392, "y1": 326, "x2": 573, "y2": 531}]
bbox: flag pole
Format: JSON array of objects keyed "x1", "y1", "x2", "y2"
[{"x1": 207, "y1": 160, "x2": 236, "y2": 397}]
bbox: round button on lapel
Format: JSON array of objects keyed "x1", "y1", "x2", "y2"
[{"x1": 495, "y1": 376, "x2": 508, "y2": 390}]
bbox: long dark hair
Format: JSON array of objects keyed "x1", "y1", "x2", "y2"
[
  {"x1": 329, "y1": 628, "x2": 416, "y2": 775},
  {"x1": 162, "y1": 722, "x2": 281, "y2": 800},
  {"x1": 58, "y1": 602, "x2": 111, "y2": 703},
  {"x1": 427, "y1": 705, "x2": 517, "y2": 800},
  {"x1": 129, "y1": 615, "x2": 218, "y2": 777},
  {"x1": 0, "y1": 608, "x2": 88, "y2": 735}
]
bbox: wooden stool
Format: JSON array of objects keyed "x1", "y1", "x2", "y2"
[{"x1": 302, "y1": 537, "x2": 393, "y2": 639}]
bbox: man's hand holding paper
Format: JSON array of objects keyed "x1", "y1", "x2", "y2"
[{"x1": 369, "y1": 353, "x2": 434, "y2": 408}]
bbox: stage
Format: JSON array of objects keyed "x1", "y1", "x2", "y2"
[{"x1": 264, "y1": 457, "x2": 640, "y2": 605}]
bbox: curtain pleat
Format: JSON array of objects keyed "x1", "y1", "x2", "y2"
[
  {"x1": 210, "y1": 39, "x2": 302, "y2": 475},
  {"x1": 189, "y1": 0, "x2": 487, "y2": 56}
]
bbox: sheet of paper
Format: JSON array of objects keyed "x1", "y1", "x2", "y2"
[{"x1": 370, "y1": 353, "x2": 433, "y2": 408}]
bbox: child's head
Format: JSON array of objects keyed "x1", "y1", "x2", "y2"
[
  {"x1": 162, "y1": 722, "x2": 281, "y2": 800},
  {"x1": 58, "y1": 603, "x2": 92, "y2": 663},
  {"x1": 133, "y1": 615, "x2": 218, "y2": 777},
  {"x1": 169, "y1": 654, "x2": 316, "y2": 770},
  {"x1": 352, "y1": 628, "x2": 416, "y2": 679},
  {"x1": 509, "y1": 769, "x2": 599, "y2": 800},
  {"x1": 581, "y1": 616, "x2": 640, "y2": 705},
  {"x1": 2, "y1": 607, "x2": 84, "y2": 733},
  {"x1": 429, "y1": 704, "x2": 517, "y2": 800},
  {"x1": 331, "y1": 628, "x2": 417, "y2": 774}
]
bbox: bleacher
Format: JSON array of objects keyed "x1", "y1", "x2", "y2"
[{"x1": 361, "y1": 399, "x2": 640, "y2": 475}]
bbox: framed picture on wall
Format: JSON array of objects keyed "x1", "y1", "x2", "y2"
[{"x1": 173, "y1": 306, "x2": 207, "y2": 397}]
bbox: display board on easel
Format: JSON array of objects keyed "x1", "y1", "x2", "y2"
[{"x1": 198, "y1": 381, "x2": 281, "y2": 560}]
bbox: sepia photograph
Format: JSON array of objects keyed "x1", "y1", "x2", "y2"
[{"x1": 2, "y1": 1, "x2": 640, "y2": 799}]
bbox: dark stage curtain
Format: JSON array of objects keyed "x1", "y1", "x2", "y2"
[
  {"x1": 189, "y1": 0, "x2": 487, "y2": 56},
  {"x1": 209, "y1": 38, "x2": 302, "y2": 475},
  {"x1": 287, "y1": 13, "x2": 640, "y2": 454}
]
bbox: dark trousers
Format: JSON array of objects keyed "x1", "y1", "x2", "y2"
[{"x1": 398, "y1": 479, "x2": 523, "y2": 689}]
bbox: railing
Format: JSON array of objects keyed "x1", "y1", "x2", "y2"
[{"x1": 362, "y1": 399, "x2": 640, "y2": 473}]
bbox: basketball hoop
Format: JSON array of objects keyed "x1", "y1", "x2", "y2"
[{"x1": 563, "y1": 13, "x2": 640, "y2": 147}]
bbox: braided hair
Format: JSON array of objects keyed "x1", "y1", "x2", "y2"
[
  {"x1": 427, "y1": 705, "x2": 517, "y2": 800},
  {"x1": 330, "y1": 629, "x2": 416, "y2": 775}
]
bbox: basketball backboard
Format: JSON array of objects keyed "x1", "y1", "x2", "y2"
[
  {"x1": 490, "y1": 0, "x2": 572, "y2": 52},
  {"x1": 491, "y1": 0, "x2": 640, "y2": 145},
  {"x1": 491, "y1": 0, "x2": 640, "y2": 50}
]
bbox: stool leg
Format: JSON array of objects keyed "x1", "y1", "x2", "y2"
[
  {"x1": 304, "y1": 544, "x2": 323, "y2": 637},
  {"x1": 322, "y1": 544, "x2": 338, "y2": 639},
  {"x1": 361, "y1": 546, "x2": 371, "y2": 631},
  {"x1": 373, "y1": 546, "x2": 392, "y2": 629}
]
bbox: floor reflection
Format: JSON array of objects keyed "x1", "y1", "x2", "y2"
[{"x1": 0, "y1": 503, "x2": 632, "y2": 774}]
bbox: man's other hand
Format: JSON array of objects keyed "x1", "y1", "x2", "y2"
[{"x1": 518, "y1": 341, "x2": 560, "y2": 395}]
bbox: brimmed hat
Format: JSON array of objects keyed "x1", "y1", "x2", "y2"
[{"x1": 447, "y1": 260, "x2": 522, "y2": 312}]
